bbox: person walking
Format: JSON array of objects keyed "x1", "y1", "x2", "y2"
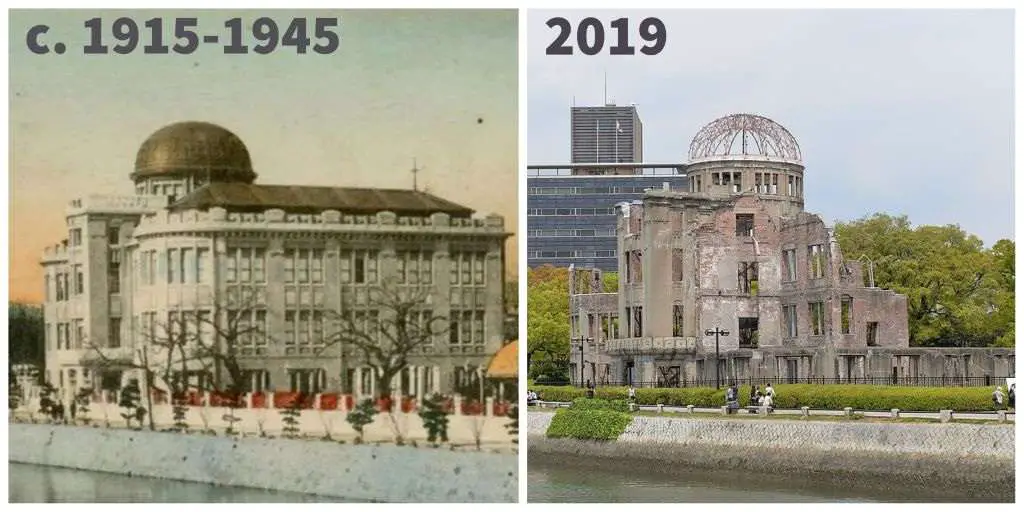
[
  {"x1": 725, "y1": 384, "x2": 739, "y2": 414},
  {"x1": 628, "y1": 385, "x2": 637, "y2": 403},
  {"x1": 1008, "y1": 383, "x2": 1015, "y2": 410},
  {"x1": 750, "y1": 385, "x2": 762, "y2": 406},
  {"x1": 992, "y1": 386, "x2": 1005, "y2": 409}
]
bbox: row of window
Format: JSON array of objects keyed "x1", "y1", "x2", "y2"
[
  {"x1": 527, "y1": 207, "x2": 617, "y2": 216},
  {"x1": 113, "y1": 248, "x2": 487, "y2": 290},
  {"x1": 528, "y1": 186, "x2": 663, "y2": 196},
  {"x1": 691, "y1": 172, "x2": 804, "y2": 197},
  {"x1": 527, "y1": 228, "x2": 617, "y2": 238},
  {"x1": 45, "y1": 268, "x2": 84, "y2": 302},
  {"x1": 47, "y1": 321, "x2": 84, "y2": 351},
  {"x1": 624, "y1": 243, "x2": 830, "y2": 286},
  {"x1": 529, "y1": 250, "x2": 617, "y2": 259}
]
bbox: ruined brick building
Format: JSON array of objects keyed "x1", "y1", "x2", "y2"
[{"x1": 568, "y1": 114, "x2": 1014, "y2": 387}]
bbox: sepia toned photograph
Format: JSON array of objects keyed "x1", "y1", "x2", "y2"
[
  {"x1": 8, "y1": 9, "x2": 519, "y2": 503},
  {"x1": 525, "y1": 9, "x2": 1014, "y2": 503}
]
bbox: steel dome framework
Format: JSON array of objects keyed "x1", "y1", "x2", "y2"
[{"x1": 688, "y1": 113, "x2": 802, "y2": 163}]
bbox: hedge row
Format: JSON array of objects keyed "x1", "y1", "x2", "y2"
[
  {"x1": 545, "y1": 408, "x2": 632, "y2": 441},
  {"x1": 533, "y1": 384, "x2": 1000, "y2": 411},
  {"x1": 570, "y1": 397, "x2": 631, "y2": 413}
]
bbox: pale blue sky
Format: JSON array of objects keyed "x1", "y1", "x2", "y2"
[{"x1": 528, "y1": 9, "x2": 1014, "y2": 246}]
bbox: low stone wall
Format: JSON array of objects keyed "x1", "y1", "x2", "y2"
[
  {"x1": 13, "y1": 399, "x2": 512, "y2": 446},
  {"x1": 528, "y1": 411, "x2": 1014, "y2": 490},
  {"x1": 10, "y1": 423, "x2": 517, "y2": 503}
]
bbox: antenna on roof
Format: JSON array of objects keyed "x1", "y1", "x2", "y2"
[{"x1": 411, "y1": 158, "x2": 425, "y2": 192}]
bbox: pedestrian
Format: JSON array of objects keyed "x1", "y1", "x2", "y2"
[
  {"x1": 585, "y1": 379, "x2": 595, "y2": 399},
  {"x1": 1009, "y1": 384, "x2": 1015, "y2": 410},
  {"x1": 992, "y1": 386, "x2": 1005, "y2": 409},
  {"x1": 628, "y1": 385, "x2": 637, "y2": 403},
  {"x1": 70, "y1": 399, "x2": 78, "y2": 423},
  {"x1": 765, "y1": 383, "x2": 775, "y2": 403},
  {"x1": 750, "y1": 385, "x2": 761, "y2": 406},
  {"x1": 725, "y1": 384, "x2": 739, "y2": 414}
]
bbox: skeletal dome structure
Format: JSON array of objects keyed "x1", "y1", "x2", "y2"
[
  {"x1": 688, "y1": 113, "x2": 802, "y2": 164},
  {"x1": 684, "y1": 113, "x2": 805, "y2": 215},
  {"x1": 131, "y1": 121, "x2": 257, "y2": 184}
]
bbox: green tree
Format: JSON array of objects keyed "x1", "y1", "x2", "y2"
[
  {"x1": 527, "y1": 266, "x2": 570, "y2": 369},
  {"x1": 835, "y1": 213, "x2": 1014, "y2": 347},
  {"x1": 8, "y1": 303, "x2": 44, "y2": 370}
]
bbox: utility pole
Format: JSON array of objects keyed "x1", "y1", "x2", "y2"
[
  {"x1": 704, "y1": 327, "x2": 730, "y2": 390},
  {"x1": 411, "y1": 158, "x2": 424, "y2": 192}
]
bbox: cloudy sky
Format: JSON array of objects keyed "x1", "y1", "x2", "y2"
[
  {"x1": 9, "y1": 9, "x2": 518, "y2": 302},
  {"x1": 528, "y1": 9, "x2": 1014, "y2": 246}
]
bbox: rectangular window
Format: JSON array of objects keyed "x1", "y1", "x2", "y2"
[
  {"x1": 407, "y1": 254, "x2": 419, "y2": 285},
  {"x1": 808, "y1": 244, "x2": 825, "y2": 279},
  {"x1": 736, "y1": 214, "x2": 754, "y2": 237},
  {"x1": 167, "y1": 249, "x2": 178, "y2": 284},
  {"x1": 107, "y1": 226, "x2": 120, "y2": 245},
  {"x1": 312, "y1": 310, "x2": 323, "y2": 345},
  {"x1": 239, "y1": 249, "x2": 253, "y2": 283},
  {"x1": 181, "y1": 248, "x2": 194, "y2": 283},
  {"x1": 867, "y1": 321, "x2": 879, "y2": 346},
  {"x1": 461, "y1": 255, "x2": 472, "y2": 285},
  {"x1": 473, "y1": 253, "x2": 486, "y2": 285},
  {"x1": 782, "y1": 249, "x2": 797, "y2": 282},
  {"x1": 672, "y1": 305, "x2": 684, "y2": 337},
  {"x1": 449, "y1": 313, "x2": 461, "y2": 344},
  {"x1": 297, "y1": 250, "x2": 309, "y2": 283},
  {"x1": 841, "y1": 296, "x2": 853, "y2": 334},
  {"x1": 737, "y1": 262, "x2": 758, "y2": 294},
  {"x1": 739, "y1": 317, "x2": 759, "y2": 348},
  {"x1": 253, "y1": 249, "x2": 266, "y2": 282},
  {"x1": 339, "y1": 251, "x2": 352, "y2": 284},
  {"x1": 75, "y1": 266, "x2": 84, "y2": 295},
  {"x1": 284, "y1": 250, "x2": 295, "y2": 283},
  {"x1": 311, "y1": 250, "x2": 323, "y2": 283},
  {"x1": 421, "y1": 253, "x2": 433, "y2": 284},
  {"x1": 284, "y1": 311, "x2": 296, "y2": 345},
  {"x1": 809, "y1": 301, "x2": 825, "y2": 336},
  {"x1": 196, "y1": 248, "x2": 209, "y2": 283},
  {"x1": 732, "y1": 172, "x2": 742, "y2": 193},
  {"x1": 783, "y1": 305, "x2": 798, "y2": 337},
  {"x1": 473, "y1": 311, "x2": 485, "y2": 344},
  {"x1": 108, "y1": 261, "x2": 120, "y2": 294},
  {"x1": 298, "y1": 311, "x2": 310, "y2": 345},
  {"x1": 226, "y1": 251, "x2": 237, "y2": 283},
  {"x1": 148, "y1": 252, "x2": 157, "y2": 285},
  {"x1": 450, "y1": 254, "x2": 459, "y2": 285},
  {"x1": 396, "y1": 254, "x2": 407, "y2": 284},
  {"x1": 633, "y1": 306, "x2": 643, "y2": 337}
]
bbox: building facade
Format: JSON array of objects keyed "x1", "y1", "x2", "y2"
[
  {"x1": 41, "y1": 121, "x2": 511, "y2": 402},
  {"x1": 527, "y1": 164, "x2": 688, "y2": 271},
  {"x1": 570, "y1": 105, "x2": 643, "y2": 163},
  {"x1": 569, "y1": 114, "x2": 1015, "y2": 387}
]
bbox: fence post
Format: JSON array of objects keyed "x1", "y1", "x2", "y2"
[
  {"x1": 720, "y1": 406, "x2": 728, "y2": 416},
  {"x1": 801, "y1": 406, "x2": 809, "y2": 417},
  {"x1": 843, "y1": 407, "x2": 853, "y2": 417},
  {"x1": 657, "y1": 404, "x2": 664, "y2": 414},
  {"x1": 686, "y1": 405, "x2": 694, "y2": 414},
  {"x1": 890, "y1": 408, "x2": 900, "y2": 419},
  {"x1": 245, "y1": 393, "x2": 253, "y2": 409},
  {"x1": 997, "y1": 410, "x2": 1007, "y2": 423},
  {"x1": 939, "y1": 410, "x2": 953, "y2": 423},
  {"x1": 485, "y1": 397, "x2": 495, "y2": 417},
  {"x1": 453, "y1": 395, "x2": 463, "y2": 416},
  {"x1": 267, "y1": 392, "x2": 275, "y2": 409}
]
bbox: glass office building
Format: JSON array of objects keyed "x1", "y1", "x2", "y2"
[{"x1": 526, "y1": 164, "x2": 688, "y2": 271}]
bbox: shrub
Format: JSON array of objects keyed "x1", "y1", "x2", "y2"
[
  {"x1": 347, "y1": 398, "x2": 378, "y2": 443},
  {"x1": 417, "y1": 393, "x2": 449, "y2": 445},
  {"x1": 546, "y1": 408, "x2": 632, "y2": 441},
  {"x1": 533, "y1": 384, "x2": 999, "y2": 411},
  {"x1": 570, "y1": 398, "x2": 631, "y2": 412}
]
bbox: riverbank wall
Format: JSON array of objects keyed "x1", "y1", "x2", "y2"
[
  {"x1": 10, "y1": 423, "x2": 517, "y2": 503},
  {"x1": 527, "y1": 411, "x2": 1014, "y2": 490}
]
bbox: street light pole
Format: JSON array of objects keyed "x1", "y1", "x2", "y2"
[{"x1": 704, "y1": 327, "x2": 730, "y2": 390}]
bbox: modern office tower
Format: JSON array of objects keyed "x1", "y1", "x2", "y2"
[{"x1": 570, "y1": 105, "x2": 643, "y2": 164}]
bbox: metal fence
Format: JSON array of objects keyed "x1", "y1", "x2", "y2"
[{"x1": 540, "y1": 375, "x2": 1013, "y2": 389}]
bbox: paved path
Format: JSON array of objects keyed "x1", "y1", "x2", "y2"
[{"x1": 532, "y1": 401, "x2": 1015, "y2": 422}]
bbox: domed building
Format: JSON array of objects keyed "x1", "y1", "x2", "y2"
[
  {"x1": 41, "y1": 121, "x2": 510, "y2": 402},
  {"x1": 568, "y1": 114, "x2": 1014, "y2": 388}
]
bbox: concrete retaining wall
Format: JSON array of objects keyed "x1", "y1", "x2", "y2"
[
  {"x1": 10, "y1": 423, "x2": 517, "y2": 503},
  {"x1": 528, "y1": 411, "x2": 1014, "y2": 490}
]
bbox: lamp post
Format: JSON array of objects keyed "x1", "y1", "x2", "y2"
[
  {"x1": 574, "y1": 337, "x2": 594, "y2": 388},
  {"x1": 704, "y1": 327, "x2": 730, "y2": 390}
]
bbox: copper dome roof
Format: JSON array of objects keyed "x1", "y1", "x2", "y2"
[{"x1": 131, "y1": 121, "x2": 257, "y2": 183}]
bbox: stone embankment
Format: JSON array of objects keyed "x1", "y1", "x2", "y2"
[
  {"x1": 528, "y1": 411, "x2": 1014, "y2": 490},
  {"x1": 10, "y1": 423, "x2": 517, "y2": 503}
]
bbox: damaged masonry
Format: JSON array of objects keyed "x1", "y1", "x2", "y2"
[{"x1": 568, "y1": 113, "x2": 1014, "y2": 387}]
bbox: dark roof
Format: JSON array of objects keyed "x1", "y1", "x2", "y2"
[{"x1": 168, "y1": 182, "x2": 474, "y2": 217}]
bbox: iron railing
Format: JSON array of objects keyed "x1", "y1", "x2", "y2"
[{"x1": 553, "y1": 375, "x2": 1013, "y2": 389}]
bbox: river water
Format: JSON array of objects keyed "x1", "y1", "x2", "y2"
[
  {"x1": 528, "y1": 453, "x2": 1010, "y2": 503},
  {"x1": 8, "y1": 463, "x2": 350, "y2": 503}
]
